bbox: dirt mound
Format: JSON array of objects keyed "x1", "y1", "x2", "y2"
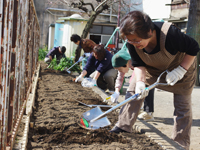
[
  {"x1": 27, "y1": 61, "x2": 163, "y2": 150},
  {"x1": 32, "y1": 126, "x2": 127, "y2": 145}
]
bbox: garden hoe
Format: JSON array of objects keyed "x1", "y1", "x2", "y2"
[
  {"x1": 65, "y1": 60, "x2": 80, "y2": 74},
  {"x1": 65, "y1": 54, "x2": 86, "y2": 74},
  {"x1": 79, "y1": 70, "x2": 170, "y2": 130}
]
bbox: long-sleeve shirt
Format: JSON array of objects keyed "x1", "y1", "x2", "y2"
[
  {"x1": 115, "y1": 61, "x2": 134, "y2": 90},
  {"x1": 115, "y1": 71, "x2": 125, "y2": 89},
  {"x1": 83, "y1": 50, "x2": 113, "y2": 74}
]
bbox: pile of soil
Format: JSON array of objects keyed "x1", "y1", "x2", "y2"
[{"x1": 27, "y1": 61, "x2": 163, "y2": 150}]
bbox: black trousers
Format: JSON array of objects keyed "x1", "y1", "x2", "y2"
[{"x1": 143, "y1": 88, "x2": 155, "y2": 113}]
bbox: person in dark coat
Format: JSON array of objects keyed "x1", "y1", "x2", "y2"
[
  {"x1": 44, "y1": 46, "x2": 66, "y2": 64},
  {"x1": 75, "y1": 44, "x2": 118, "y2": 91}
]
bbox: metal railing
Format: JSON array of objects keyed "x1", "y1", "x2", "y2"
[{"x1": 0, "y1": 0, "x2": 40, "y2": 149}]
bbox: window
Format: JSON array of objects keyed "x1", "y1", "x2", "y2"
[
  {"x1": 89, "y1": 25, "x2": 122, "y2": 48},
  {"x1": 90, "y1": 25, "x2": 115, "y2": 35},
  {"x1": 102, "y1": 26, "x2": 115, "y2": 35},
  {"x1": 90, "y1": 35, "x2": 101, "y2": 44},
  {"x1": 90, "y1": 25, "x2": 102, "y2": 34}
]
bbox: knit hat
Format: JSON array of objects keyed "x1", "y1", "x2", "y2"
[{"x1": 112, "y1": 49, "x2": 131, "y2": 67}]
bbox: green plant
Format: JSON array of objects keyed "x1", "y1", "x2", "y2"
[
  {"x1": 48, "y1": 57, "x2": 81, "y2": 72},
  {"x1": 38, "y1": 46, "x2": 48, "y2": 60}
]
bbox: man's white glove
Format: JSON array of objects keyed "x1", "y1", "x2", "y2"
[
  {"x1": 75, "y1": 75, "x2": 83, "y2": 82},
  {"x1": 84, "y1": 78, "x2": 97, "y2": 87},
  {"x1": 166, "y1": 65, "x2": 187, "y2": 86},
  {"x1": 78, "y1": 56, "x2": 84, "y2": 62},
  {"x1": 111, "y1": 91, "x2": 120, "y2": 103},
  {"x1": 81, "y1": 78, "x2": 96, "y2": 87},
  {"x1": 135, "y1": 81, "x2": 149, "y2": 100},
  {"x1": 91, "y1": 78, "x2": 97, "y2": 86},
  {"x1": 84, "y1": 53, "x2": 91, "y2": 57}
]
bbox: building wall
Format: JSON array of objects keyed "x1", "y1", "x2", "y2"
[
  {"x1": 48, "y1": 25, "x2": 55, "y2": 50},
  {"x1": 129, "y1": 0, "x2": 143, "y2": 12},
  {"x1": 54, "y1": 20, "x2": 88, "y2": 57},
  {"x1": 33, "y1": 0, "x2": 73, "y2": 48},
  {"x1": 168, "y1": 3, "x2": 190, "y2": 32}
]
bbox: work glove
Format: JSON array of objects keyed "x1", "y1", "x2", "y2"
[
  {"x1": 75, "y1": 75, "x2": 83, "y2": 82},
  {"x1": 82, "y1": 78, "x2": 97, "y2": 87},
  {"x1": 166, "y1": 65, "x2": 187, "y2": 86},
  {"x1": 84, "y1": 53, "x2": 91, "y2": 57},
  {"x1": 91, "y1": 78, "x2": 97, "y2": 86},
  {"x1": 111, "y1": 91, "x2": 120, "y2": 103},
  {"x1": 78, "y1": 56, "x2": 84, "y2": 62},
  {"x1": 135, "y1": 81, "x2": 149, "y2": 100}
]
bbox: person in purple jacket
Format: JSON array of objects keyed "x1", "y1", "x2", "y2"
[
  {"x1": 44, "y1": 46, "x2": 66, "y2": 64},
  {"x1": 75, "y1": 44, "x2": 118, "y2": 91}
]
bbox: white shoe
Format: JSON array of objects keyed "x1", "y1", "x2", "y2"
[
  {"x1": 138, "y1": 112, "x2": 154, "y2": 122},
  {"x1": 138, "y1": 109, "x2": 145, "y2": 115}
]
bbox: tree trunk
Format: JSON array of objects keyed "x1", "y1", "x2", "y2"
[
  {"x1": 186, "y1": 0, "x2": 200, "y2": 86},
  {"x1": 74, "y1": 13, "x2": 97, "y2": 62}
]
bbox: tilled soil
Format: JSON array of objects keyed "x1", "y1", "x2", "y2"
[{"x1": 27, "y1": 61, "x2": 163, "y2": 150}]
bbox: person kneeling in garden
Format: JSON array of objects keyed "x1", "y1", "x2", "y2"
[
  {"x1": 75, "y1": 44, "x2": 118, "y2": 92},
  {"x1": 44, "y1": 46, "x2": 66, "y2": 65}
]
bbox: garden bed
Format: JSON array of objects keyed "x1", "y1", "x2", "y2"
[{"x1": 27, "y1": 61, "x2": 163, "y2": 150}]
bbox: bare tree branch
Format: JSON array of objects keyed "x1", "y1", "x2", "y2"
[
  {"x1": 82, "y1": 2, "x2": 95, "y2": 11},
  {"x1": 95, "y1": 0, "x2": 108, "y2": 11},
  {"x1": 62, "y1": 0, "x2": 71, "y2": 6},
  {"x1": 69, "y1": 0, "x2": 96, "y2": 15}
]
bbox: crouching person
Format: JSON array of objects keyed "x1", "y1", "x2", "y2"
[
  {"x1": 44, "y1": 46, "x2": 66, "y2": 65},
  {"x1": 75, "y1": 44, "x2": 118, "y2": 92}
]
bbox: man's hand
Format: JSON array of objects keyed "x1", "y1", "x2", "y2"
[
  {"x1": 111, "y1": 91, "x2": 120, "y2": 103},
  {"x1": 135, "y1": 81, "x2": 149, "y2": 100},
  {"x1": 75, "y1": 75, "x2": 83, "y2": 82},
  {"x1": 166, "y1": 65, "x2": 187, "y2": 86}
]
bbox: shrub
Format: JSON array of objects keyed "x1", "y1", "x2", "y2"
[
  {"x1": 38, "y1": 46, "x2": 48, "y2": 60},
  {"x1": 48, "y1": 57, "x2": 81, "y2": 72}
]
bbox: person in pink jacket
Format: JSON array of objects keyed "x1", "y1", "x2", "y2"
[{"x1": 111, "y1": 49, "x2": 155, "y2": 121}]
